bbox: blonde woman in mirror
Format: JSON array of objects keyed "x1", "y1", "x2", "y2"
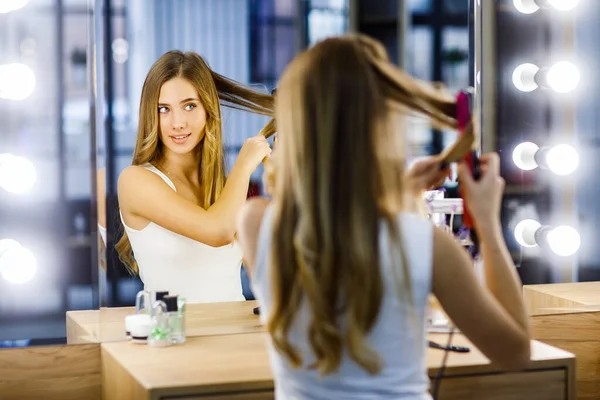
[
  {"x1": 237, "y1": 35, "x2": 530, "y2": 399},
  {"x1": 117, "y1": 50, "x2": 273, "y2": 304}
]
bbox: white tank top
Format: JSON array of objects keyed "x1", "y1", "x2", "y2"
[
  {"x1": 252, "y1": 207, "x2": 433, "y2": 399},
  {"x1": 121, "y1": 163, "x2": 245, "y2": 303}
]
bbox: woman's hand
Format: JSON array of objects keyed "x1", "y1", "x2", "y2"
[
  {"x1": 236, "y1": 135, "x2": 272, "y2": 175},
  {"x1": 262, "y1": 135, "x2": 277, "y2": 195},
  {"x1": 405, "y1": 156, "x2": 451, "y2": 195},
  {"x1": 457, "y1": 152, "x2": 505, "y2": 233}
]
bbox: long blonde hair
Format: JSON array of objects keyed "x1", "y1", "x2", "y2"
[
  {"x1": 117, "y1": 50, "x2": 274, "y2": 275},
  {"x1": 268, "y1": 34, "x2": 460, "y2": 376}
]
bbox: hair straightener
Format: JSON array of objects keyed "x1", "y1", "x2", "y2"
[{"x1": 431, "y1": 87, "x2": 479, "y2": 400}]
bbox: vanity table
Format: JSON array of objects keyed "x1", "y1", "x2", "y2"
[
  {"x1": 67, "y1": 300, "x2": 262, "y2": 344},
  {"x1": 93, "y1": 301, "x2": 575, "y2": 400},
  {"x1": 524, "y1": 282, "x2": 600, "y2": 400}
]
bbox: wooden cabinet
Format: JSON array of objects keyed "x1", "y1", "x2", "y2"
[
  {"x1": 102, "y1": 329, "x2": 575, "y2": 400},
  {"x1": 524, "y1": 282, "x2": 600, "y2": 400}
]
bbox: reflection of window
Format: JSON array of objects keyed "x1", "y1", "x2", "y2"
[
  {"x1": 406, "y1": 0, "x2": 469, "y2": 156},
  {"x1": 406, "y1": 27, "x2": 433, "y2": 81},
  {"x1": 408, "y1": 0, "x2": 432, "y2": 13},
  {"x1": 63, "y1": 3, "x2": 127, "y2": 200},
  {"x1": 307, "y1": 0, "x2": 349, "y2": 46},
  {"x1": 249, "y1": 0, "x2": 297, "y2": 89},
  {"x1": 442, "y1": 27, "x2": 469, "y2": 92}
]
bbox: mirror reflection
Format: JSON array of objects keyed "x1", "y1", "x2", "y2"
[
  {"x1": 94, "y1": 0, "x2": 472, "y2": 344},
  {"x1": 1, "y1": 0, "x2": 475, "y2": 347},
  {"x1": 0, "y1": 0, "x2": 98, "y2": 346}
]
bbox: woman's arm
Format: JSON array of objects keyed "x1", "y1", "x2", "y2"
[
  {"x1": 236, "y1": 197, "x2": 270, "y2": 277},
  {"x1": 119, "y1": 166, "x2": 237, "y2": 246},
  {"x1": 119, "y1": 136, "x2": 270, "y2": 246},
  {"x1": 432, "y1": 225, "x2": 530, "y2": 371}
]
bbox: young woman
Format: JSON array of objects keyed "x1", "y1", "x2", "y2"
[
  {"x1": 237, "y1": 35, "x2": 530, "y2": 399},
  {"x1": 117, "y1": 50, "x2": 274, "y2": 303}
]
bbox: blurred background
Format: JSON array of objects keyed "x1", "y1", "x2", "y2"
[{"x1": 0, "y1": 0, "x2": 594, "y2": 345}]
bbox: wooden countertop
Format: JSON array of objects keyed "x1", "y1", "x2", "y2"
[
  {"x1": 67, "y1": 301, "x2": 260, "y2": 344},
  {"x1": 102, "y1": 331, "x2": 575, "y2": 400},
  {"x1": 524, "y1": 281, "x2": 600, "y2": 316}
]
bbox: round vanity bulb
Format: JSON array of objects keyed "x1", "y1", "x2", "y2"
[
  {"x1": 0, "y1": 63, "x2": 36, "y2": 100},
  {"x1": 513, "y1": 0, "x2": 540, "y2": 13},
  {"x1": 513, "y1": 142, "x2": 540, "y2": 170},
  {"x1": 545, "y1": 144, "x2": 579, "y2": 175},
  {"x1": 0, "y1": 153, "x2": 36, "y2": 194},
  {"x1": 512, "y1": 63, "x2": 540, "y2": 92},
  {"x1": 0, "y1": 0, "x2": 28, "y2": 14},
  {"x1": 547, "y1": 0, "x2": 579, "y2": 11},
  {"x1": 0, "y1": 239, "x2": 21, "y2": 256},
  {"x1": 514, "y1": 219, "x2": 541, "y2": 247},
  {"x1": 0, "y1": 244, "x2": 37, "y2": 284},
  {"x1": 546, "y1": 61, "x2": 580, "y2": 93},
  {"x1": 546, "y1": 225, "x2": 580, "y2": 256}
]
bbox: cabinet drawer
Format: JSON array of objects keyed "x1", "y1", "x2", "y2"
[
  {"x1": 433, "y1": 369, "x2": 567, "y2": 400},
  {"x1": 162, "y1": 390, "x2": 274, "y2": 400}
]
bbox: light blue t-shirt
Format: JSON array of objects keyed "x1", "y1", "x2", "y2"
[{"x1": 251, "y1": 207, "x2": 434, "y2": 400}]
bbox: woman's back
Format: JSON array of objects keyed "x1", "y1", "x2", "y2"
[{"x1": 252, "y1": 207, "x2": 434, "y2": 400}]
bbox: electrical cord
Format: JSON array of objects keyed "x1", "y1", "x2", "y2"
[{"x1": 431, "y1": 327, "x2": 455, "y2": 400}]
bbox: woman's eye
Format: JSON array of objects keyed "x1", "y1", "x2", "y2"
[
  {"x1": 158, "y1": 106, "x2": 169, "y2": 113},
  {"x1": 184, "y1": 103, "x2": 197, "y2": 111}
]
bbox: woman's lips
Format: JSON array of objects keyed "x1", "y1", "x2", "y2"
[{"x1": 170, "y1": 133, "x2": 191, "y2": 145}]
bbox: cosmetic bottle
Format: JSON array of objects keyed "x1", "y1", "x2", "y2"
[
  {"x1": 127, "y1": 314, "x2": 153, "y2": 344},
  {"x1": 148, "y1": 300, "x2": 171, "y2": 348},
  {"x1": 126, "y1": 290, "x2": 151, "y2": 339},
  {"x1": 126, "y1": 290, "x2": 169, "y2": 339},
  {"x1": 135, "y1": 290, "x2": 151, "y2": 314},
  {"x1": 155, "y1": 291, "x2": 169, "y2": 303},
  {"x1": 163, "y1": 295, "x2": 185, "y2": 344}
]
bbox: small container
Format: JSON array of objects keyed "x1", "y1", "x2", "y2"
[
  {"x1": 126, "y1": 314, "x2": 153, "y2": 343},
  {"x1": 148, "y1": 300, "x2": 171, "y2": 348},
  {"x1": 164, "y1": 295, "x2": 185, "y2": 344},
  {"x1": 128, "y1": 290, "x2": 169, "y2": 338}
]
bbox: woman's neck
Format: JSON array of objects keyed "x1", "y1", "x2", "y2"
[{"x1": 159, "y1": 150, "x2": 200, "y2": 182}]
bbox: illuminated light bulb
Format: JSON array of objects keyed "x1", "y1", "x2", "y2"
[
  {"x1": 546, "y1": 225, "x2": 581, "y2": 256},
  {"x1": 547, "y1": 0, "x2": 579, "y2": 11},
  {"x1": 512, "y1": 61, "x2": 580, "y2": 93},
  {"x1": 514, "y1": 219, "x2": 541, "y2": 247},
  {"x1": 513, "y1": 0, "x2": 540, "y2": 14},
  {"x1": 514, "y1": 0, "x2": 579, "y2": 13},
  {"x1": 0, "y1": 0, "x2": 28, "y2": 14},
  {"x1": 546, "y1": 61, "x2": 580, "y2": 93},
  {"x1": 0, "y1": 242, "x2": 37, "y2": 284},
  {"x1": 545, "y1": 144, "x2": 579, "y2": 175},
  {"x1": 512, "y1": 63, "x2": 540, "y2": 92},
  {"x1": 0, "y1": 63, "x2": 36, "y2": 100},
  {"x1": 0, "y1": 239, "x2": 22, "y2": 255},
  {"x1": 0, "y1": 153, "x2": 37, "y2": 194},
  {"x1": 514, "y1": 219, "x2": 580, "y2": 256},
  {"x1": 512, "y1": 142, "x2": 540, "y2": 171},
  {"x1": 512, "y1": 142, "x2": 579, "y2": 175}
]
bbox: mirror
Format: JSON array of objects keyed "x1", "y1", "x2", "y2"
[
  {"x1": 489, "y1": 0, "x2": 587, "y2": 287},
  {"x1": 0, "y1": 0, "x2": 99, "y2": 346},
  {"x1": 94, "y1": 0, "x2": 474, "y2": 343},
  {"x1": 0, "y1": 0, "x2": 476, "y2": 347},
  {"x1": 95, "y1": 0, "x2": 353, "y2": 343}
]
